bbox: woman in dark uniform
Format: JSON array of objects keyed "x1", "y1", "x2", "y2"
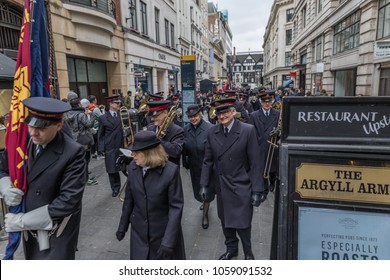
[
  {"x1": 116, "y1": 131, "x2": 185, "y2": 260},
  {"x1": 182, "y1": 104, "x2": 215, "y2": 229}
]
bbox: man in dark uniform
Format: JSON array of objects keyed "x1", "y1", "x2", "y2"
[
  {"x1": 0, "y1": 97, "x2": 86, "y2": 259},
  {"x1": 170, "y1": 92, "x2": 183, "y2": 127},
  {"x1": 222, "y1": 90, "x2": 249, "y2": 123},
  {"x1": 138, "y1": 93, "x2": 164, "y2": 129},
  {"x1": 249, "y1": 90, "x2": 280, "y2": 193},
  {"x1": 147, "y1": 100, "x2": 184, "y2": 166},
  {"x1": 238, "y1": 91, "x2": 254, "y2": 115},
  {"x1": 98, "y1": 95, "x2": 123, "y2": 197},
  {"x1": 200, "y1": 98, "x2": 266, "y2": 260}
]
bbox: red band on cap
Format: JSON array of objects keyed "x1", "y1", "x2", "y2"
[
  {"x1": 29, "y1": 110, "x2": 63, "y2": 119},
  {"x1": 149, "y1": 104, "x2": 170, "y2": 112},
  {"x1": 215, "y1": 102, "x2": 235, "y2": 108}
]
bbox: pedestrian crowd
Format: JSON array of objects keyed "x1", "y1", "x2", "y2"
[{"x1": 0, "y1": 84, "x2": 286, "y2": 260}]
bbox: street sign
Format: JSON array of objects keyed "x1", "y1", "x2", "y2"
[
  {"x1": 180, "y1": 55, "x2": 196, "y2": 126},
  {"x1": 273, "y1": 96, "x2": 390, "y2": 260}
]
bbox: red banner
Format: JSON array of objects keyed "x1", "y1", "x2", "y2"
[{"x1": 5, "y1": 0, "x2": 31, "y2": 193}]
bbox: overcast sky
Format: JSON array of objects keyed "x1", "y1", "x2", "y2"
[{"x1": 215, "y1": 0, "x2": 274, "y2": 53}]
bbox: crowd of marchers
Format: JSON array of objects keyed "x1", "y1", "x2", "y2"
[{"x1": 0, "y1": 84, "x2": 285, "y2": 260}]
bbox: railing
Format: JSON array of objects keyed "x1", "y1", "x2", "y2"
[
  {"x1": 0, "y1": 3, "x2": 23, "y2": 51},
  {"x1": 64, "y1": 0, "x2": 116, "y2": 18}
]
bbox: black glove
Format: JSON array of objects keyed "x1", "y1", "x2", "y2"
[
  {"x1": 199, "y1": 185, "x2": 211, "y2": 202},
  {"x1": 251, "y1": 191, "x2": 267, "y2": 207},
  {"x1": 182, "y1": 156, "x2": 189, "y2": 170},
  {"x1": 116, "y1": 231, "x2": 125, "y2": 241},
  {"x1": 269, "y1": 127, "x2": 281, "y2": 137},
  {"x1": 116, "y1": 154, "x2": 131, "y2": 169},
  {"x1": 157, "y1": 245, "x2": 174, "y2": 260}
]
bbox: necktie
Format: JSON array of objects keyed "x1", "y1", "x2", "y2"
[
  {"x1": 224, "y1": 127, "x2": 229, "y2": 137},
  {"x1": 266, "y1": 111, "x2": 270, "y2": 118},
  {"x1": 35, "y1": 145, "x2": 43, "y2": 157},
  {"x1": 113, "y1": 112, "x2": 117, "y2": 118}
]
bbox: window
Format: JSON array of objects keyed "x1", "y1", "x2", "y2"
[
  {"x1": 129, "y1": 0, "x2": 137, "y2": 30},
  {"x1": 312, "y1": 36, "x2": 323, "y2": 62},
  {"x1": 155, "y1": 8, "x2": 160, "y2": 44},
  {"x1": 285, "y1": 51, "x2": 291, "y2": 66},
  {"x1": 286, "y1": 29, "x2": 292, "y2": 45},
  {"x1": 170, "y1": 23, "x2": 175, "y2": 48},
  {"x1": 286, "y1": 8, "x2": 294, "y2": 22},
  {"x1": 333, "y1": 11, "x2": 360, "y2": 54},
  {"x1": 165, "y1": 19, "x2": 169, "y2": 46},
  {"x1": 140, "y1": 1, "x2": 147, "y2": 35},
  {"x1": 317, "y1": 0, "x2": 323, "y2": 14},
  {"x1": 377, "y1": 0, "x2": 390, "y2": 40},
  {"x1": 302, "y1": 6, "x2": 307, "y2": 28}
]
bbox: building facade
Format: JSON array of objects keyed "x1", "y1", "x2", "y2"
[
  {"x1": 230, "y1": 50, "x2": 264, "y2": 89},
  {"x1": 263, "y1": 0, "x2": 295, "y2": 90},
  {"x1": 264, "y1": 0, "x2": 390, "y2": 96}
]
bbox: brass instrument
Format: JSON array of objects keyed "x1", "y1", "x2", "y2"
[
  {"x1": 208, "y1": 95, "x2": 221, "y2": 120},
  {"x1": 264, "y1": 106, "x2": 282, "y2": 181},
  {"x1": 157, "y1": 105, "x2": 177, "y2": 139},
  {"x1": 272, "y1": 100, "x2": 282, "y2": 111},
  {"x1": 137, "y1": 94, "x2": 150, "y2": 114},
  {"x1": 119, "y1": 106, "x2": 134, "y2": 147},
  {"x1": 176, "y1": 106, "x2": 183, "y2": 123}
]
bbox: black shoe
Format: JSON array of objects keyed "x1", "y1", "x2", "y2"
[
  {"x1": 218, "y1": 251, "x2": 238, "y2": 260},
  {"x1": 202, "y1": 215, "x2": 209, "y2": 229},
  {"x1": 199, "y1": 203, "x2": 204, "y2": 210},
  {"x1": 245, "y1": 252, "x2": 255, "y2": 260},
  {"x1": 112, "y1": 191, "x2": 119, "y2": 197},
  {"x1": 269, "y1": 182, "x2": 275, "y2": 192}
]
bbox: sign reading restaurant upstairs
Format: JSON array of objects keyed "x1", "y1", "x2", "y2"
[{"x1": 283, "y1": 97, "x2": 390, "y2": 143}]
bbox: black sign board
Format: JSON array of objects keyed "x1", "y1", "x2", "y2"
[
  {"x1": 282, "y1": 97, "x2": 390, "y2": 145},
  {"x1": 274, "y1": 97, "x2": 390, "y2": 260},
  {"x1": 180, "y1": 56, "x2": 196, "y2": 126}
]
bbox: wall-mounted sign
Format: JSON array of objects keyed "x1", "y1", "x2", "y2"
[
  {"x1": 374, "y1": 41, "x2": 390, "y2": 59},
  {"x1": 298, "y1": 207, "x2": 390, "y2": 260},
  {"x1": 296, "y1": 163, "x2": 390, "y2": 205},
  {"x1": 158, "y1": 53, "x2": 166, "y2": 60}
]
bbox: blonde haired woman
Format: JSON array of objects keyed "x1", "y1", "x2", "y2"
[{"x1": 116, "y1": 131, "x2": 185, "y2": 260}]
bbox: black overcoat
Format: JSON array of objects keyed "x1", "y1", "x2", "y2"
[
  {"x1": 98, "y1": 111, "x2": 123, "y2": 173},
  {"x1": 148, "y1": 123, "x2": 184, "y2": 166},
  {"x1": 200, "y1": 120, "x2": 264, "y2": 228},
  {"x1": 0, "y1": 132, "x2": 86, "y2": 259},
  {"x1": 117, "y1": 161, "x2": 186, "y2": 260},
  {"x1": 183, "y1": 120, "x2": 215, "y2": 202},
  {"x1": 249, "y1": 108, "x2": 280, "y2": 172}
]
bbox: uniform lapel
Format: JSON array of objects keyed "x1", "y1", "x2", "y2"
[
  {"x1": 217, "y1": 121, "x2": 240, "y2": 157},
  {"x1": 28, "y1": 133, "x2": 63, "y2": 182}
]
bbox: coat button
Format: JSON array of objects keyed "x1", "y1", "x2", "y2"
[
  {"x1": 144, "y1": 219, "x2": 148, "y2": 223},
  {"x1": 35, "y1": 190, "x2": 41, "y2": 196},
  {"x1": 144, "y1": 195, "x2": 147, "y2": 199}
]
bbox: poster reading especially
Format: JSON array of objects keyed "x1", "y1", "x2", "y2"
[{"x1": 298, "y1": 207, "x2": 390, "y2": 260}]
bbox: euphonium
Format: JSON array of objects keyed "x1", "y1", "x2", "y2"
[
  {"x1": 272, "y1": 100, "x2": 282, "y2": 111},
  {"x1": 119, "y1": 106, "x2": 134, "y2": 147},
  {"x1": 264, "y1": 106, "x2": 282, "y2": 181},
  {"x1": 157, "y1": 106, "x2": 177, "y2": 139}
]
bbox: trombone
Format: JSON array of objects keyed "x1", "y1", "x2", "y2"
[
  {"x1": 119, "y1": 106, "x2": 134, "y2": 147},
  {"x1": 264, "y1": 107, "x2": 282, "y2": 181}
]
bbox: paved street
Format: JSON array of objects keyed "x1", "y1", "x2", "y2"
[{"x1": 0, "y1": 157, "x2": 274, "y2": 260}]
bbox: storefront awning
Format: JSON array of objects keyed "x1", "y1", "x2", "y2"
[{"x1": 0, "y1": 53, "x2": 16, "y2": 80}]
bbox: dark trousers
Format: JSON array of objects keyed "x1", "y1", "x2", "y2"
[
  {"x1": 222, "y1": 223, "x2": 252, "y2": 254},
  {"x1": 108, "y1": 172, "x2": 121, "y2": 193}
]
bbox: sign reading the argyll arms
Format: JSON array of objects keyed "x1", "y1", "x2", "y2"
[
  {"x1": 296, "y1": 163, "x2": 390, "y2": 205},
  {"x1": 283, "y1": 97, "x2": 390, "y2": 144}
]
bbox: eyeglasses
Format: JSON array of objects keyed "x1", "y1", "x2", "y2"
[{"x1": 216, "y1": 110, "x2": 233, "y2": 116}]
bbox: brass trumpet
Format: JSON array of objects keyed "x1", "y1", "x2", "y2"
[{"x1": 157, "y1": 105, "x2": 177, "y2": 139}]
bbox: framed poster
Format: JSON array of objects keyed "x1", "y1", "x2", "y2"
[{"x1": 297, "y1": 206, "x2": 390, "y2": 260}]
